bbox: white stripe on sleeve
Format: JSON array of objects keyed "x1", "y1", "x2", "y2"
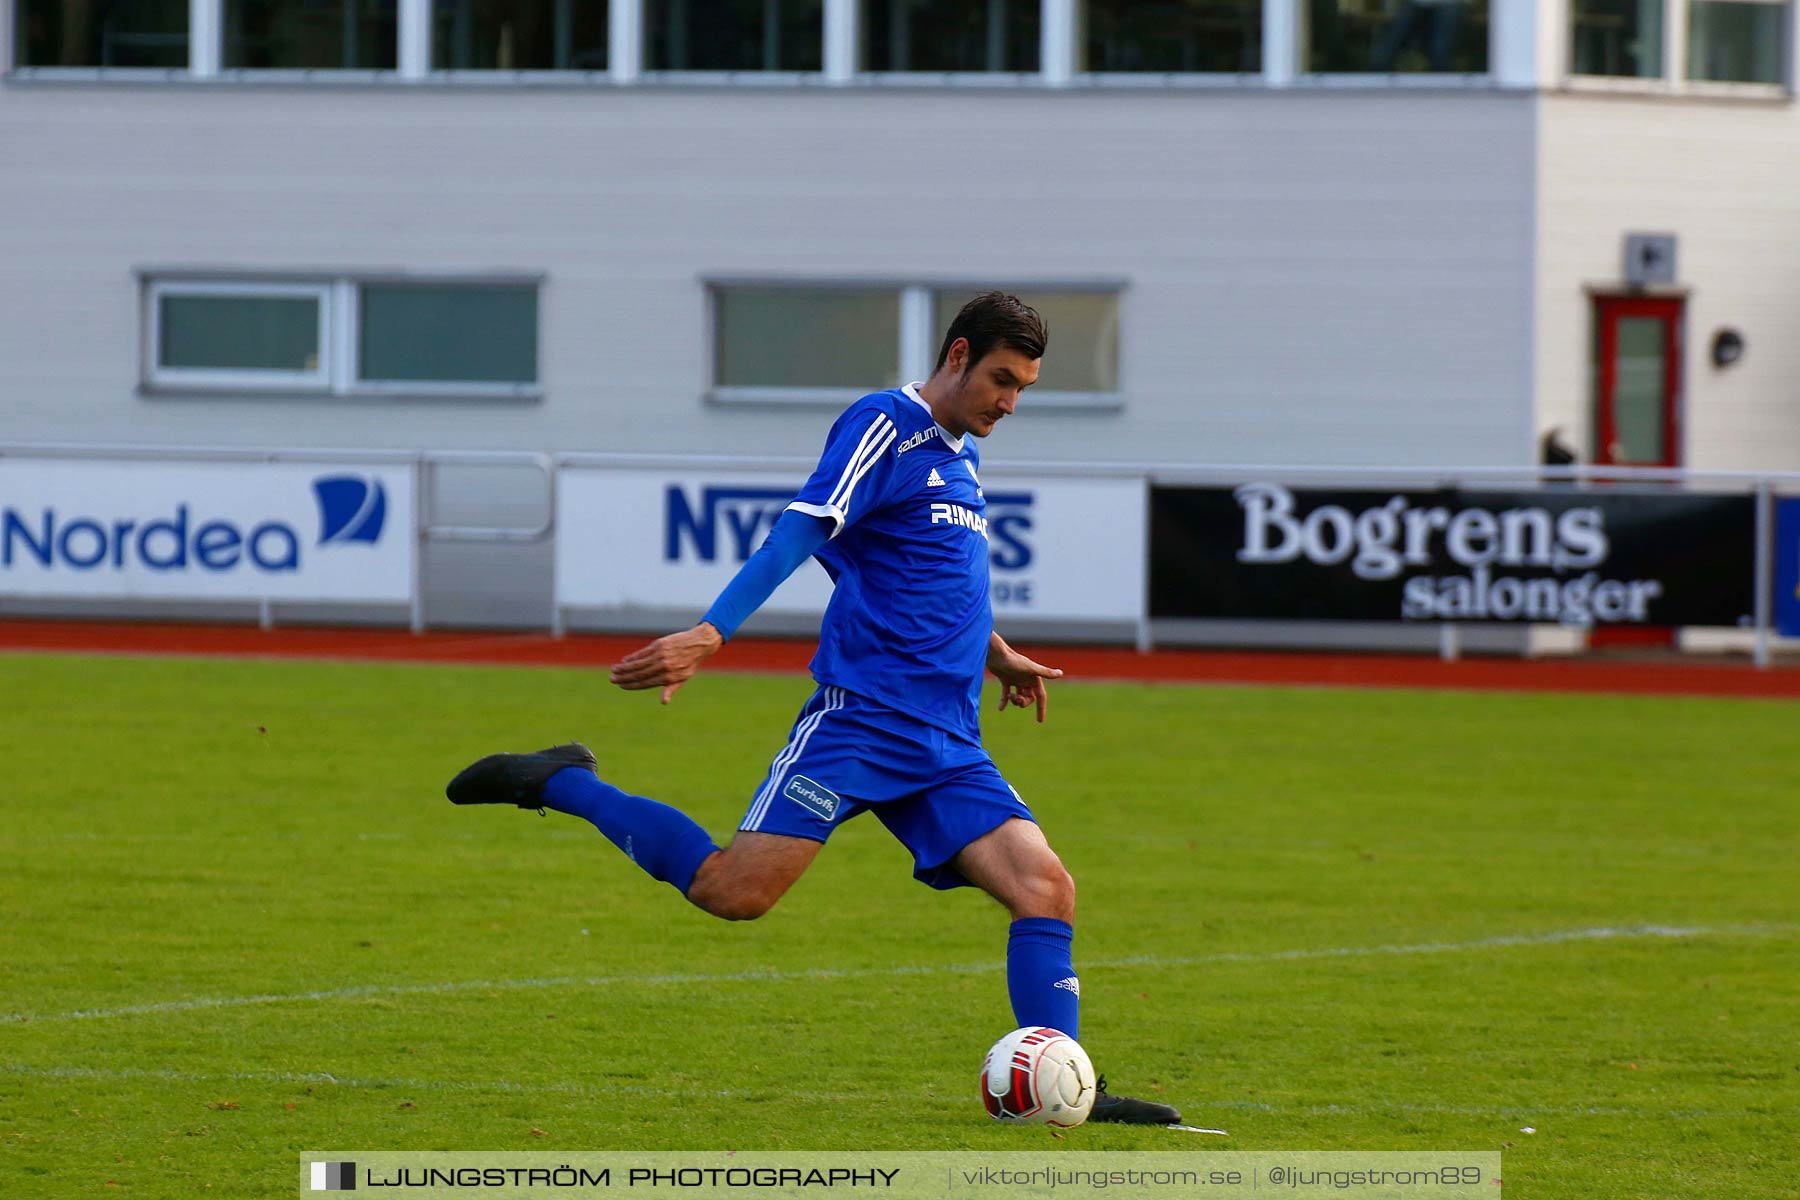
[{"x1": 826, "y1": 415, "x2": 895, "y2": 511}]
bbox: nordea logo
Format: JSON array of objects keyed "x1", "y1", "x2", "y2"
[
  {"x1": 313, "y1": 475, "x2": 387, "y2": 545},
  {"x1": 0, "y1": 474, "x2": 387, "y2": 574}
]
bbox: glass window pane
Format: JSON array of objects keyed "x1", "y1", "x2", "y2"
[
  {"x1": 863, "y1": 0, "x2": 1039, "y2": 71},
  {"x1": 358, "y1": 285, "x2": 538, "y2": 384},
  {"x1": 1308, "y1": 0, "x2": 1488, "y2": 72},
  {"x1": 159, "y1": 294, "x2": 320, "y2": 373},
  {"x1": 224, "y1": 0, "x2": 398, "y2": 68},
  {"x1": 715, "y1": 288, "x2": 900, "y2": 389},
  {"x1": 16, "y1": 0, "x2": 188, "y2": 68},
  {"x1": 433, "y1": 0, "x2": 609, "y2": 69},
  {"x1": 1086, "y1": 0, "x2": 1260, "y2": 72},
  {"x1": 1571, "y1": 0, "x2": 1664, "y2": 77},
  {"x1": 1612, "y1": 317, "x2": 1667, "y2": 463},
  {"x1": 1688, "y1": 1, "x2": 1783, "y2": 83},
  {"x1": 931, "y1": 291, "x2": 1119, "y2": 393},
  {"x1": 646, "y1": 0, "x2": 823, "y2": 70}
]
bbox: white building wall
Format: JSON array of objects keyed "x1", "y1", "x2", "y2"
[
  {"x1": 1535, "y1": 91, "x2": 1800, "y2": 471},
  {"x1": 0, "y1": 85, "x2": 1536, "y2": 468}
]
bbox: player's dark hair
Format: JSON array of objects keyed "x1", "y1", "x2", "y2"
[{"x1": 934, "y1": 292, "x2": 1047, "y2": 374}]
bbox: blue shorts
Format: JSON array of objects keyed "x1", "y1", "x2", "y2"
[{"x1": 739, "y1": 684, "x2": 1035, "y2": 890}]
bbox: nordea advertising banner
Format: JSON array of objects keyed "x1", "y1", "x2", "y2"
[
  {"x1": 1150, "y1": 483, "x2": 1754, "y2": 626},
  {"x1": 0, "y1": 459, "x2": 414, "y2": 603}
]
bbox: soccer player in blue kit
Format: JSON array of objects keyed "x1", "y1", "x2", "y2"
[{"x1": 449, "y1": 293, "x2": 1180, "y2": 1125}]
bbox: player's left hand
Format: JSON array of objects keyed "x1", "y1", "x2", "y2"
[
  {"x1": 609, "y1": 622, "x2": 724, "y2": 704},
  {"x1": 988, "y1": 645, "x2": 1063, "y2": 724}
]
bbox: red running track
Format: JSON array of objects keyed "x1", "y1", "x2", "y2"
[{"x1": 2, "y1": 618, "x2": 1795, "y2": 700}]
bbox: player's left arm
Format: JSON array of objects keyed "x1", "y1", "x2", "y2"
[{"x1": 987, "y1": 631, "x2": 1063, "y2": 724}]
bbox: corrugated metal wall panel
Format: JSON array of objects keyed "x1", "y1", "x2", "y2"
[{"x1": 0, "y1": 86, "x2": 1535, "y2": 468}]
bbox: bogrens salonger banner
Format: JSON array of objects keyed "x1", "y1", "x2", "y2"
[{"x1": 1150, "y1": 483, "x2": 1755, "y2": 626}]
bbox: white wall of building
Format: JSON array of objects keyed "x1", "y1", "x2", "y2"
[
  {"x1": 1535, "y1": 88, "x2": 1800, "y2": 470},
  {"x1": 0, "y1": 85, "x2": 1536, "y2": 469}
]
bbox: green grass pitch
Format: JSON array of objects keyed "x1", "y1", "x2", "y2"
[{"x1": 0, "y1": 652, "x2": 1795, "y2": 1198}]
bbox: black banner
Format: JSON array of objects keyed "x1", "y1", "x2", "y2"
[{"x1": 1150, "y1": 484, "x2": 1755, "y2": 626}]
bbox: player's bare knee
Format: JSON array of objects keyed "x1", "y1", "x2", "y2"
[
  {"x1": 687, "y1": 880, "x2": 776, "y2": 922},
  {"x1": 710, "y1": 893, "x2": 777, "y2": 921},
  {"x1": 1008, "y1": 860, "x2": 1074, "y2": 923},
  {"x1": 685, "y1": 855, "x2": 788, "y2": 921},
  {"x1": 1039, "y1": 862, "x2": 1076, "y2": 923}
]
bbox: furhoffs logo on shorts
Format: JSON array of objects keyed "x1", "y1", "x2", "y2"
[{"x1": 782, "y1": 775, "x2": 839, "y2": 820}]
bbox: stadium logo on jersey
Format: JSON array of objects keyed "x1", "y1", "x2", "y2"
[
  {"x1": 309, "y1": 1161, "x2": 356, "y2": 1191},
  {"x1": 782, "y1": 775, "x2": 839, "y2": 820},
  {"x1": 313, "y1": 476, "x2": 387, "y2": 546},
  {"x1": 896, "y1": 427, "x2": 940, "y2": 455},
  {"x1": 665, "y1": 486, "x2": 795, "y2": 563},
  {"x1": 927, "y1": 468, "x2": 947, "y2": 488}
]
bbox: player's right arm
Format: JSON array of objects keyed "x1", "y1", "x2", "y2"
[{"x1": 609, "y1": 397, "x2": 898, "y2": 704}]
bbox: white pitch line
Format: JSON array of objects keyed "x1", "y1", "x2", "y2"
[
  {"x1": 0, "y1": 1061, "x2": 867, "y2": 1102},
  {"x1": 0, "y1": 1062, "x2": 1750, "y2": 1123},
  {"x1": 4, "y1": 924, "x2": 1780, "y2": 1026}
]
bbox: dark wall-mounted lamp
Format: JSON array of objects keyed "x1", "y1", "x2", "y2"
[{"x1": 1711, "y1": 329, "x2": 1745, "y2": 368}]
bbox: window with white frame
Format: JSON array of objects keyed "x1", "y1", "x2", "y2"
[
  {"x1": 434, "y1": 0, "x2": 610, "y2": 70},
  {"x1": 862, "y1": 0, "x2": 1040, "y2": 72},
  {"x1": 1571, "y1": 0, "x2": 1790, "y2": 82},
  {"x1": 145, "y1": 276, "x2": 539, "y2": 395},
  {"x1": 14, "y1": 0, "x2": 189, "y2": 67},
  {"x1": 708, "y1": 282, "x2": 1121, "y2": 404},
  {"x1": 1571, "y1": 0, "x2": 1665, "y2": 76},
  {"x1": 358, "y1": 283, "x2": 539, "y2": 385},
  {"x1": 645, "y1": 0, "x2": 823, "y2": 70},
  {"x1": 222, "y1": 0, "x2": 397, "y2": 69},
  {"x1": 1085, "y1": 0, "x2": 1261, "y2": 73},
  {"x1": 1306, "y1": 0, "x2": 1489, "y2": 73},
  {"x1": 713, "y1": 286, "x2": 902, "y2": 394},
  {"x1": 1687, "y1": 0, "x2": 1785, "y2": 83},
  {"x1": 150, "y1": 282, "x2": 332, "y2": 388}
]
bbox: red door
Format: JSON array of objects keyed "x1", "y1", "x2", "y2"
[
  {"x1": 1591, "y1": 295, "x2": 1683, "y2": 647},
  {"x1": 1594, "y1": 295, "x2": 1682, "y2": 468}
]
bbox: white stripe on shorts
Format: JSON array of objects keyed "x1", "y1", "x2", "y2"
[{"x1": 743, "y1": 686, "x2": 845, "y2": 832}]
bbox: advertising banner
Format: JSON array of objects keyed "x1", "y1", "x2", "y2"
[
  {"x1": 1151, "y1": 483, "x2": 1754, "y2": 626},
  {"x1": 1776, "y1": 497, "x2": 1800, "y2": 637},
  {"x1": 556, "y1": 467, "x2": 1144, "y2": 623},
  {"x1": 0, "y1": 459, "x2": 414, "y2": 603}
]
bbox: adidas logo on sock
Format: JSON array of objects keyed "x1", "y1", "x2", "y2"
[
  {"x1": 1054, "y1": 976, "x2": 1081, "y2": 996},
  {"x1": 926, "y1": 468, "x2": 947, "y2": 488}
]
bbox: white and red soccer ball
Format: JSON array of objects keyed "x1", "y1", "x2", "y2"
[{"x1": 980, "y1": 1026, "x2": 1096, "y2": 1127}]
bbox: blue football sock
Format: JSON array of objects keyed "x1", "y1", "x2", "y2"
[
  {"x1": 1007, "y1": 917, "x2": 1079, "y2": 1039},
  {"x1": 543, "y1": 767, "x2": 720, "y2": 895}
]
